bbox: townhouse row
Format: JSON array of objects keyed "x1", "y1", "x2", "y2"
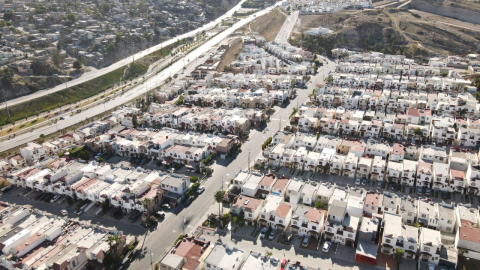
[
  {"x1": 226, "y1": 170, "x2": 480, "y2": 268},
  {"x1": 7, "y1": 157, "x2": 192, "y2": 209},
  {"x1": 266, "y1": 131, "x2": 480, "y2": 194},
  {"x1": 0, "y1": 204, "x2": 134, "y2": 270}
]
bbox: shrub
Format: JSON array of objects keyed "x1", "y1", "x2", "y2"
[{"x1": 190, "y1": 176, "x2": 199, "y2": 183}]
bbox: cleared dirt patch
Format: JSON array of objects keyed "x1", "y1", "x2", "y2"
[
  {"x1": 290, "y1": 9, "x2": 480, "y2": 57},
  {"x1": 217, "y1": 38, "x2": 244, "y2": 72},
  {"x1": 249, "y1": 8, "x2": 287, "y2": 41}
]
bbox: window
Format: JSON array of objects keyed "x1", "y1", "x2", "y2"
[
  {"x1": 312, "y1": 226, "x2": 316, "y2": 230},
  {"x1": 408, "y1": 213, "x2": 412, "y2": 216},
  {"x1": 348, "y1": 233, "x2": 353, "y2": 237},
  {"x1": 421, "y1": 214, "x2": 426, "y2": 218},
  {"x1": 424, "y1": 247, "x2": 430, "y2": 252},
  {"x1": 447, "y1": 220, "x2": 452, "y2": 224},
  {"x1": 293, "y1": 221, "x2": 297, "y2": 225},
  {"x1": 207, "y1": 264, "x2": 211, "y2": 268},
  {"x1": 386, "y1": 239, "x2": 391, "y2": 243},
  {"x1": 279, "y1": 220, "x2": 283, "y2": 224},
  {"x1": 327, "y1": 227, "x2": 331, "y2": 232},
  {"x1": 446, "y1": 227, "x2": 451, "y2": 231},
  {"x1": 261, "y1": 215, "x2": 265, "y2": 219}
]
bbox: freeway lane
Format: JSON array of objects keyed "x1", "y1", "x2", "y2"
[
  {"x1": 1, "y1": 0, "x2": 248, "y2": 108},
  {"x1": 128, "y1": 59, "x2": 336, "y2": 270},
  {"x1": 0, "y1": 1, "x2": 287, "y2": 153}
]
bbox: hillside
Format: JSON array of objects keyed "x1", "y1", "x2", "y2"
[
  {"x1": 247, "y1": 8, "x2": 287, "y2": 41},
  {"x1": 290, "y1": 9, "x2": 480, "y2": 57}
]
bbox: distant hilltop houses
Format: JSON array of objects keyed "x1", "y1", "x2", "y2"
[{"x1": 282, "y1": 0, "x2": 373, "y2": 13}]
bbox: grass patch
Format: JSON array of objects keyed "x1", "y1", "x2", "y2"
[
  {"x1": 0, "y1": 117, "x2": 47, "y2": 137},
  {"x1": 174, "y1": 235, "x2": 184, "y2": 245}
]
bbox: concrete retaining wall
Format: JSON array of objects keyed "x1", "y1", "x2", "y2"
[{"x1": 410, "y1": 0, "x2": 480, "y2": 24}]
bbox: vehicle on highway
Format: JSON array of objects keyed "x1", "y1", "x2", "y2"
[
  {"x1": 302, "y1": 235, "x2": 310, "y2": 247},
  {"x1": 417, "y1": 186, "x2": 423, "y2": 195},
  {"x1": 355, "y1": 178, "x2": 361, "y2": 185},
  {"x1": 322, "y1": 241, "x2": 332, "y2": 252},
  {"x1": 260, "y1": 227, "x2": 268, "y2": 239},
  {"x1": 162, "y1": 204, "x2": 172, "y2": 210},
  {"x1": 197, "y1": 186, "x2": 205, "y2": 194},
  {"x1": 59, "y1": 117, "x2": 65, "y2": 120},
  {"x1": 60, "y1": 209, "x2": 68, "y2": 216},
  {"x1": 268, "y1": 230, "x2": 276, "y2": 241}
]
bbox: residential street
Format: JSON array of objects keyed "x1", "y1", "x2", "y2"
[{"x1": 122, "y1": 59, "x2": 336, "y2": 270}]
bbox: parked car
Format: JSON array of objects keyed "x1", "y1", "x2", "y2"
[
  {"x1": 355, "y1": 178, "x2": 361, "y2": 185},
  {"x1": 302, "y1": 236, "x2": 310, "y2": 247},
  {"x1": 60, "y1": 209, "x2": 68, "y2": 216},
  {"x1": 162, "y1": 204, "x2": 172, "y2": 210},
  {"x1": 260, "y1": 228, "x2": 268, "y2": 239},
  {"x1": 322, "y1": 241, "x2": 332, "y2": 252},
  {"x1": 361, "y1": 179, "x2": 367, "y2": 186},
  {"x1": 425, "y1": 187, "x2": 432, "y2": 196},
  {"x1": 441, "y1": 192, "x2": 449, "y2": 200},
  {"x1": 283, "y1": 233, "x2": 292, "y2": 244},
  {"x1": 154, "y1": 211, "x2": 166, "y2": 219},
  {"x1": 417, "y1": 186, "x2": 423, "y2": 195},
  {"x1": 56, "y1": 196, "x2": 66, "y2": 205},
  {"x1": 390, "y1": 183, "x2": 398, "y2": 192},
  {"x1": 377, "y1": 181, "x2": 383, "y2": 188},
  {"x1": 50, "y1": 194, "x2": 61, "y2": 203},
  {"x1": 268, "y1": 230, "x2": 277, "y2": 241},
  {"x1": 428, "y1": 264, "x2": 435, "y2": 270},
  {"x1": 197, "y1": 186, "x2": 205, "y2": 194}
]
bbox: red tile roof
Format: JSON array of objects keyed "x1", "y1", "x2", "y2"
[
  {"x1": 276, "y1": 203, "x2": 291, "y2": 219},
  {"x1": 459, "y1": 219, "x2": 480, "y2": 243},
  {"x1": 259, "y1": 174, "x2": 276, "y2": 187},
  {"x1": 305, "y1": 208, "x2": 325, "y2": 223}
]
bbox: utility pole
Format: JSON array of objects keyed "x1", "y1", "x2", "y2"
[
  {"x1": 150, "y1": 250, "x2": 154, "y2": 270},
  {"x1": 1, "y1": 88, "x2": 10, "y2": 119},
  {"x1": 248, "y1": 149, "x2": 250, "y2": 172},
  {"x1": 279, "y1": 116, "x2": 281, "y2": 131}
]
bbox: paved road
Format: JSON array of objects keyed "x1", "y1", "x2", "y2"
[
  {"x1": 126, "y1": 59, "x2": 336, "y2": 270},
  {"x1": 275, "y1": 11, "x2": 299, "y2": 42},
  {"x1": 0, "y1": 2, "x2": 287, "y2": 153},
  {"x1": 1, "y1": 0, "x2": 249, "y2": 108}
]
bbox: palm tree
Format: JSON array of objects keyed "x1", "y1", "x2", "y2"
[
  {"x1": 142, "y1": 198, "x2": 153, "y2": 214},
  {"x1": 393, "y1": 248, "x2": 404, "y2": 269},
  {"x1": 214, "y1": 191, "x2": 225, "y2": 226},
  {"x1": 106, "y1": 234, "x2": 122, "y2": 253}
]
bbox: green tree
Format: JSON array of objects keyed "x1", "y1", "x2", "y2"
[
  {"x1": 214, "y1": 191, "x2": 225, "y2": 226},
  {"x1": 132, "y1": 114, "x2": 138, "y2": 128},
  {"x1": 73, "y1": 60, "x2": 82, "y2": 69},
  {"x1": 101, "y1": 198, "x2": 110, "y2": 213},
  {"x1": 142, "y1": 198, "x2": 153, "y2": 213},
  {"x1": 51, "y1": 49, "x2": 66, "y2": 67},
  {"x1": 106, "y1": 234, "x2": 123, "y2": 253},
  {"x1": 107, "y1": 42, "x2": 116, "y2": 53},
  {"x1": 413, "y1": 128, "x2": 423, "y2": 140},
  {"x1": 66, "y1": 13, "x2": 76, "y2": 23},
  {"x1": 1, "y1": 66, "x2": 14, "y2": 85},
  {"x1": 393, "y1": 249, "x2": 404, "y2": 269}
]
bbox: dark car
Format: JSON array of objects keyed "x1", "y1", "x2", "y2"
[
  {"x1": 442, "y1": 192, "x2": 449, "y2": 200},
  {"x1": 390, "y1": 183, "x2": 398, "y2": 192},
  {"x1": 417, "y1": 186, "x2": 423, "y2": 195},
  {"x1": 283, "y1": 232, "x2": 292, "y2": 244}
]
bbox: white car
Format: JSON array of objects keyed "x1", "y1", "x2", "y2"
[
  {"x1": 60, "y1": 209, "x2": 68, "y2": 216},
  {"x1": 355, "y1": 178, "x2": 361, "y2": 185},
  {"x1": 197, "y1": 186, "x2": 205, "y2": 194},
  {"x1": 50, "y1": 194, "x2": 60, "y2": 203},
  {"x1": 428, "y1": 264, "x2": 435, "y2": 270},
  {"x1": 322, "y1": 241, "x2": 331, "y2": 252}
]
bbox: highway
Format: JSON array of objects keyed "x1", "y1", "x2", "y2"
[
  {"x1": 275, "y1": 10, "x2": 299, "y2": 42},
  {"x1": 127, "y1": 58, "x2": 337, "y2": 270},
  {"x1": 1, "y1": 0, "x2": 249, "y2": 108},
  {"x1": 0, "y1": 2, "x2": 286, "y2": 153}
]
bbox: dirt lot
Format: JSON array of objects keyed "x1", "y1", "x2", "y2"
[
  {"x1": 409, "y1": 9, "x2": 480, "y2": 32},
  {"x1": 217, "y1": 38, "x2": 244, "y2": 71},
  {"x1": 246, "y1": 8, "x2": 287, "y2": 41},
  {"x1": 290, "y1": 8, "x2": 480, "y2": 56}
]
